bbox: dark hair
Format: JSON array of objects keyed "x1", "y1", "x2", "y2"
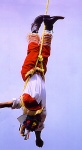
[{"x1": 23, "y1": 114, "x2": 41, "y2": 132}]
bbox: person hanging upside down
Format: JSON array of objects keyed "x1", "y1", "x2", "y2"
[{"x1": 0, "y1": 15, "x2": 64, "y2": 147}]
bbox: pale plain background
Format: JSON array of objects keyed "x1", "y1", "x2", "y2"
[{"x1": 0, "y1": 0, "x2": 82, "y2": 150}]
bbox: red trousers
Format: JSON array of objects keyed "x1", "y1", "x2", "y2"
[{"x1": 21, "y1": 33, "x2": 51, "y2": 81}]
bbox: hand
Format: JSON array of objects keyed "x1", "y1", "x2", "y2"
[
  {"x1": 36, "y1": 138, "x2": 44, "y2": 147},
  {"x1": 19, "y1": 125, "x2": 25, "y2": 136}
]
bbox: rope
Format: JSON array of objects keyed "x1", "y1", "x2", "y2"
[
  {"x1": 22, "y1": 0, "x2": 50, "y2": 94},
  {"x1": 35, "y1": 0, "x2": 50, "y2": 71}
]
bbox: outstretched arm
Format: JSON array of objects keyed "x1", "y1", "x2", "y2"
[{"x1": 0, "y1": 101, "x2": 13, "y2": 108}]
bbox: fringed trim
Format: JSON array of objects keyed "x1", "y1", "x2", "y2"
[
  {"x1": 25, "y1": 67, "x2": 44, "y2": 79},
  {"x1": 27, "y1": 33, "x2": 40, "y2": 44}
]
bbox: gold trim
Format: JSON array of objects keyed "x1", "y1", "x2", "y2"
[{"x1": 20, "y1": 96, "x2": 43, "y2": 116}]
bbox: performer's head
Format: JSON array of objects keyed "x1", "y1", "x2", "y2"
[{"x1": 20, "y1": 93, "x2": 42, "y2": 132}]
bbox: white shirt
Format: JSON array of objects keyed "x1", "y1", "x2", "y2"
[{"x1": 24, "y1": 74, "x2": 46, "y2": 107}]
